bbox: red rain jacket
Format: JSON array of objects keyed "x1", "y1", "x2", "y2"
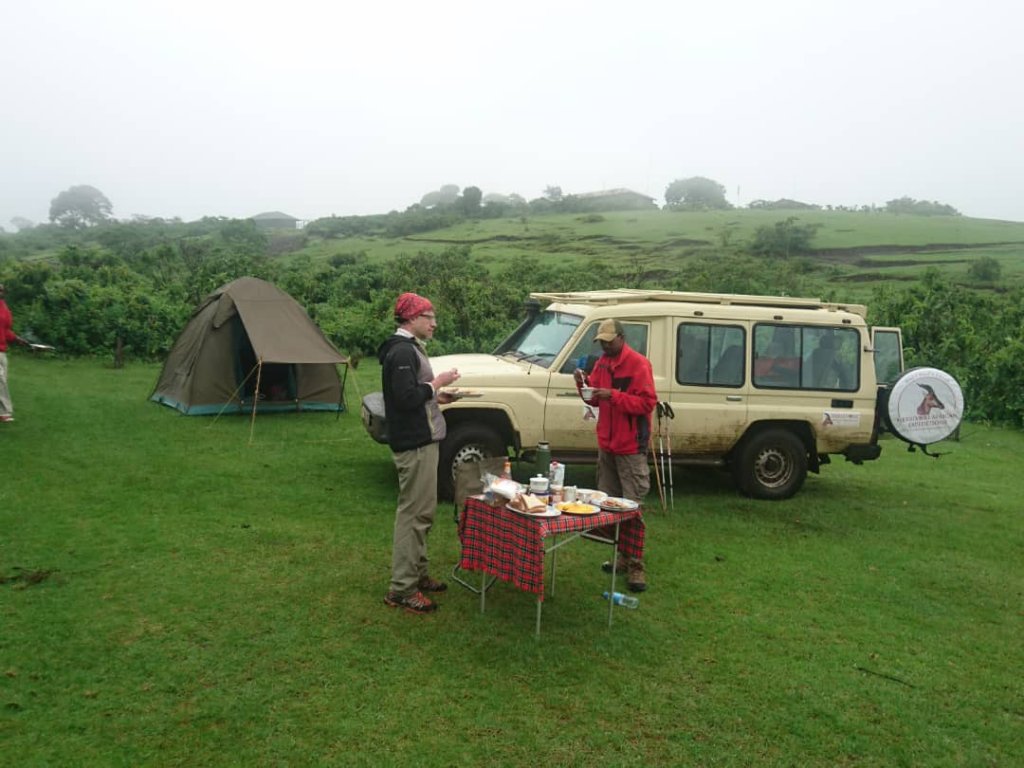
[
  {"x1": 0, "y1": 301, "x2": 16, "y2": 353},
  {"x1": 580, "y1": 343, "x2": 657, "y2": 455}
]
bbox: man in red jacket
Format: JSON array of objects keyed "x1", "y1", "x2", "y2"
[
  {"x1": 575, "y1": 319, "x2": 657, "y2": 591},
  {"x1": 0, "y1": 284, "x2": 31, "y2": 423}
]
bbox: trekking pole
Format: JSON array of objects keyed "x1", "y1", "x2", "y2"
[
  {"x1": 649, "y1": 437, "x2": 666, "y2": 513},
  {"x1": 662, "y1": 402, "x2": 676, "y2": 510},
  {"x1": 656, "y1": 402, "x2": 668, "y2": 509}
]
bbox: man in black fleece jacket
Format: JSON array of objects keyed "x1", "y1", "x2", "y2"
[{"x1": 378, "y1": 292, "x2": 460, "y2": 614}]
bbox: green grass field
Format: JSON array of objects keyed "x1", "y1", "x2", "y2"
[{"x1": 2, "y1": 356, "x2": 1022, "y2": 766}]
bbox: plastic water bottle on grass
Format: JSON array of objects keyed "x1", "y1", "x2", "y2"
[{"x1": 602, "y1": 591, "x2": 639, "y2": 609}]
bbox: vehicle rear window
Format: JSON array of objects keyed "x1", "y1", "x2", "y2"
[{"x1": 753, "y1": 324, "x2": 859, "y2": 391}]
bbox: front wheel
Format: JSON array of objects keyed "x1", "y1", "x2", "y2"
[
  {"x1": 437, "y1": 423, "x2": 506, "y2": 501},
  {"x1": 733, "y1": 429, "x2": 807, "y2": 500}
]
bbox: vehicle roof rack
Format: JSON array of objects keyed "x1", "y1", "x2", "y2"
[{"x1": 529, "y1": 288, "x2": 867, "y2": 318}]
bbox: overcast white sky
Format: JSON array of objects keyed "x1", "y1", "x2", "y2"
[{"x1": 2, "y1": 0, "x2": 1022, "y2": 228}]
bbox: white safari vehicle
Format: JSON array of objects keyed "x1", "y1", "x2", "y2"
[{"x1": 362, "y1": 289, "x2": 963, "y2": 500}]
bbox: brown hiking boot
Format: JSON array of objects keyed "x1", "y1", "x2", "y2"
[
  {"x1": 384, "y1": 590, "x2": 438, "y2": 614},
  {"x1": 418, "y1": 574, "x2": 448, "y2": 593},
  {"x1": 627, "y1": 558, "x2": 647, "y2": 593}
]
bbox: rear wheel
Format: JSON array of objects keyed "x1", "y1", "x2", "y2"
[
  {"x1": 437, "y1": 423, "x2": 506, "y2": 500},
  {"x1": 733, "y1": 429, "x2": 807, "y2": 500}
]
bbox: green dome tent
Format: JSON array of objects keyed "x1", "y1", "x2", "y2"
[{"x1": 150, "y1": 277, "x2": 347, "y2": 415}]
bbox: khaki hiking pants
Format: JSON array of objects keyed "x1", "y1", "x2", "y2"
[
  {"x1": 595, "y1": 450, "x2": 649, "y2": 561},
  {"x1": 596, "y1": 450, "x2": 650, "y2": 504},
  {"x1": 389, "y1": 442, "x2": 439, "y2": 596}
]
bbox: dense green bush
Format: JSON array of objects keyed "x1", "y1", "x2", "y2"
[
  {"x1": 748, "y1": 216, "x2": 821, "y2": 258},
  {"x1": 872, "y1": 271, "x2": 1024, "y2": 427},
  {"x1": 967, "y1": 256, "x2": 1002, "y2": 284},
  {"x1": 2, "y1": 219, "x2": 1023, "y2": 428}
]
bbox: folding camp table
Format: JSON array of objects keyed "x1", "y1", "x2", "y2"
[{"x1": 457, "y1": 496, "x2": 644, "y2": 637}]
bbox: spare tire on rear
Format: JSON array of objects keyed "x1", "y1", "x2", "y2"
[{"x1": 883, "y1": 367, "x2": 964, "y2": 446}]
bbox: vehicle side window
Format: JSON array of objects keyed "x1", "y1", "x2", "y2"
[
  {"x1": 753, "y1": 324, "x2": 859, "y2": 391},
  {"x1": 753, "y1": 326, "x2": 799, "y2": 387},
  {"x1": 559, "y1": 320, "x2": 649, "y2": 374},
  {"x1": 677, "y1": 323, "x2": 745, "y2": 387}
]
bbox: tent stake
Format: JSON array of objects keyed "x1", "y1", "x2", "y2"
[{"x1": 336, "y1": 361, "x2": 350, "y2": 419}]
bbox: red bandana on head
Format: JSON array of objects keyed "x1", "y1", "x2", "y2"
[{"x1": 394, "y1": 292, "x2": 434, "y2": 322}]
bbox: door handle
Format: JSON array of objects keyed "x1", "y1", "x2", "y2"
[
  {"x1": 725, "y1": 395, "x2": 743, "y2": 402},
  {"x1": 556, "y1": 392, "x2": 582, "y2": 398}
]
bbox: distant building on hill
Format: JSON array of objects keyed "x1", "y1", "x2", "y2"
[
  {"x1": 564, "y1": 188, "x2": 658, "y2": 213},
  {"x1": 250, "y1": 211, "x2": 300, "y2": 230},
  {"x1": 748, "y1": 198, "x2": 821, "y2": 211}
]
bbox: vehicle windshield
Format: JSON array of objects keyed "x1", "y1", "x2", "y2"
[{"x1": 494, "y1": 310, "x2": 582, "y2": 368}]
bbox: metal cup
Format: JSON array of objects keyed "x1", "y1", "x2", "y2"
[{"x1": 562, "y1": 485, "x2": 577, "y2": 502}]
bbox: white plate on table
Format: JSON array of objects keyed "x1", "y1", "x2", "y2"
[
  {"x1": 598, "y1": 496, "x2": 639, "y2": 512},
  {"x1": 506, "y1": 504, "x2": 561, "y2": 518},
  {"x1": 575, "y1": 489, "x2": 607, "y2": 504}
]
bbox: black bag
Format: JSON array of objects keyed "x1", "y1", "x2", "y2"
[{"x1": 361, "y1": 392, "x2": 388, "y2": 444}]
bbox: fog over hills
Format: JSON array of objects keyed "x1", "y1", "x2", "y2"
[{"x1": 3, "y1": 1, "x2": 1022, "y2": 228}]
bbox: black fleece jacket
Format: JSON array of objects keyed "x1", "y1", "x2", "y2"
[{"x1": 377, "y1": 334, "x2": 440, "y2": 452}]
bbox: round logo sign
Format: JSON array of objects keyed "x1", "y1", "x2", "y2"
[{"x1": 885, "y1": 367, "x2": 964, "y2": 445}]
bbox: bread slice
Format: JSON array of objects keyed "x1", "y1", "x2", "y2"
[{"x1": 511, "y1": 492, "x2": 547, "y2": 513}]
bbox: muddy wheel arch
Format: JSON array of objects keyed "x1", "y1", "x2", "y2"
[
  {"x1": 731, "y1": 423, "x2": 812, "y2": 500},
  {"x1": 437, "y1": 410, "x2": 517, "y2": 500}
]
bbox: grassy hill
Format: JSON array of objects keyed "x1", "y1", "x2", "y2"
[
  {"x1": 290, "y1": 208, "x2": 1024, "y2": 300},
  {"x1": 7, "y1": 208, "x2": 1023, "y2": 300}
]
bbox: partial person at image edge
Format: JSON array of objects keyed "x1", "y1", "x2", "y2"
[{"x1": 0, "y1": 283, "x2": 32, "y2": 423}]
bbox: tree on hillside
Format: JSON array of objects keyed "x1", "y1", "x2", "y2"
[
  {"x1": 49, "y1": 185, "x2": 113, "y2": 228},
  {"x1": 749, "y1": 216, "x2": 820, "y2": 258},
  {"x1": 420, "y1": 184, "x2": 461, "y2": 209},
  {"x1": 664, "y1": 176, "x2": 730, "y2": 210},
  {"x1": 884, "y1": 196, "x2": 960, "y2": 216},
  {"x1": 438, "y1": 184, "x2": 460, "y2": 204},
  {"x1": 10, "y1": 216, "x2": 35, "y2": 231},
  {"x1": 543, "y1": 185, "x2": 563, "y2": 201},
  {"x1": 461, "y1": 185, "x2": 482, "y2": 214},
  {"x1": 420, "y1": 190, "x2": 443, "y2": 208},
  {"x1": 968, "y1": 256, "x2": 1002, "y2": 284}
]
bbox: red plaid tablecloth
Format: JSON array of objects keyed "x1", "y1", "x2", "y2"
[{"x1": 458, "y1": 496, "x2": 645, "y2": 599}]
